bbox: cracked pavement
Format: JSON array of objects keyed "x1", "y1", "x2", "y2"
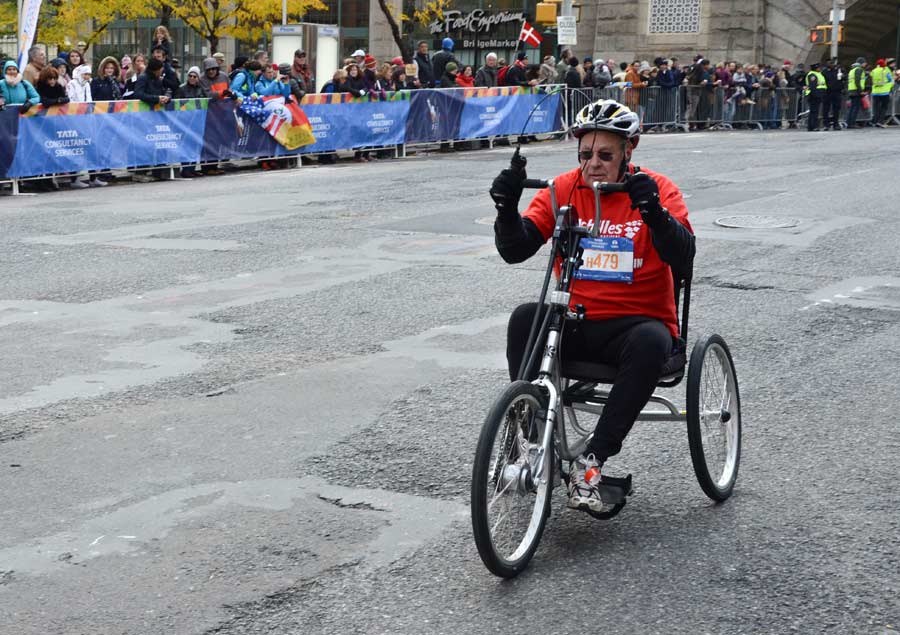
[{"x1": 2, "y1": 129, "x2": 900, "y2": 634}]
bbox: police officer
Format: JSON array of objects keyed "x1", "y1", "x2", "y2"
[
  {"x1": 845, "y1": 57, "x2": 869, "y2": 128},
  {"x1": 821, "y1": 58, "x2": 843, "y2": 130},
  {"x1": 805, "y1": 62, "x2": 827, "y2": 131},
  {"x1": 870, "y1": 58, "x2": 895, "y2": 126}
]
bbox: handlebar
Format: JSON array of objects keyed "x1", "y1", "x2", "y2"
[{"x1": 523, "y1": 178, "x2": 627, "y2": 193}]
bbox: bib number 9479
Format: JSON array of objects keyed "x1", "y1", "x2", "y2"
[{"x1": 575, "y1": 236, "x2": 634, "y2": 283}]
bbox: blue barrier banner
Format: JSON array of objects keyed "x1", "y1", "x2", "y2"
[
  {"x1": 406, "y1": 90, "x2": 465, "y2": 143},
  {"x1": 7, "y1": 101, "x2": 206, "y2": 178},
  {"x1": 201, "y1": 99, "x2": 282, "y2": 162},
  {"x1": 458, "y1": 90, "x2": 561, "y2": 139},
  {"x1": 299, "y1": 98, "x2": 410, "y2": 154},
  {"x1": 0, "y1": 89, "x2": 563, "y2": 179}
]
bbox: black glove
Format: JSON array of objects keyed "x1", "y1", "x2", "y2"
[
  {"x1": 490, "y1": 148, "x2": 527, "y2": 218},
  {"x1": 626, "y1": 172, "x2": 666, "y2": 229},
  {"x1": 59, "y1": 97, "x2": 70, "y2": 105},
  {"x1": 19, "y1": 100, "x2": 32, "y2": 114}
]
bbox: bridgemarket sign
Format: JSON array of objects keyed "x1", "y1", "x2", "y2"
[{"x1": 429, "y1": 9, "x2": 524, "y2": 35}]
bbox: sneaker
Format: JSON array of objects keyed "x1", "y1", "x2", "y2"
[
  {"x1": 567, "y1": 453, "x2": 604, "y2": 512},
  {"x1": 70, "y1": 179, "x2": 90, "y2": 189},
  {"x1": 89, "y1": 177, "x2": 108, "y2": 187}
]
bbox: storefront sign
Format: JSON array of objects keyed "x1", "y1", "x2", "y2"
[{"x1": 429, "y1": 10, "x2": 524, "y2": 35}]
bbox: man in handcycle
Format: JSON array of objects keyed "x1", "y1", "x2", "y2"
[{"x1": 489, "y1": 98, "x2": 696, "y2": 512}]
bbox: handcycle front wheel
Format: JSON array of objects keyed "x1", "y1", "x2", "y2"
[
  {"x1": 471, "y1": 381, "x2": 553, "y2": 578},
  {"x1": 686, "y1": 333, "x2": 742, "y2": 501}
]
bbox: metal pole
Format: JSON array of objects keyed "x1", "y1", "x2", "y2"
[
  {"x1": 830, "y1": 0, "x2": 840, "y2": 60},
  {"x1": 283, "y1": 0, "x2": 287, "y2": 26}
]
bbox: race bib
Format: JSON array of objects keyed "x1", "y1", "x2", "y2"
[{"x1": 575, "y1": 236, "x2": 634, "y2": 283}]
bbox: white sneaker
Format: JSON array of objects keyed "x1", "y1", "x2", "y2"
[
  {"x1": 567, "y1": 453, "x2": 605, "y2": 511},
  {"x1": 70, "y1": 180, "x2": 90, "y2": 189},
  {"x1": 89, "y1": 178, "x2": 108, "y2": 187}
]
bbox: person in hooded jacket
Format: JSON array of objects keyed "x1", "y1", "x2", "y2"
[
  {"x1": 35, "y1": 66, "x2": 70, "y2": 107},
  {"x1": 432, "y1": 38, "x2": 458, "y2": 87},
  {"x1": 91, "y1": 56, "x2": 123, "y2": 101},
  {"x1": 66, "y1": 64, "x2": 93, "y2": 102},
  {"x1": 198, "y1": 57, "x2": 231, "y2": 99},
  {"x1": 0, "y1": 60, "x2": 40, "y2": 112}
]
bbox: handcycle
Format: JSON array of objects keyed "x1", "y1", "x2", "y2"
[{"x1": 471, "y1": 175, "x2": 742, "y2": 578}]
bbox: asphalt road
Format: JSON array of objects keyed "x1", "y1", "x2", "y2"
[{"x1": 2, "y1": 128, "x2": 900, "y2": 635}]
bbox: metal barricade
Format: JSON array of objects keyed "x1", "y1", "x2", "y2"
[
  {"x1": 748, "y1": 88, "x2": 779, "y2": 129},
  {"x1": 639, "y1": 86, "x2": 679, "y2": 131},
  {"x1": 775, "y1": 88, "x2": 799, "y2": 128},
  {"x1": 679, "y1": 85, "x2": 724, "y2": 130},
  {"x1": 891, "y1": 85, "x2": 900, "y2": 124}
]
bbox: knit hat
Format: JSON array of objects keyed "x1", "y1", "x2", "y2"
[
  {"x1": 445, "y1": 61, "x2": 458, "y2": 73},
  {"x1": 50, "y1": 57, "x2": 68, "y2": 70},
  {"x1": 187, "y1": 65, "x2": 201, "y2": 77},
  {"x1": 364, "y1": 54, "x2": 377, "y2": 70},
  {"x1": 855, "y1": 56, "x2": 866, "y2": 65},
  {"x1": 203, "y1": 57, "x2": 219, "y2": 71},
  {"x1": 568, "y1": 56, "x2": 579, "y2": 67},
  {"x1": 391, "y1": 56, "x2": 403, "y2": 66},
  {"x1": 517, "y1": 51, "x2": 528, "y2": 61},
  {"x1": 278, "y1": 63, "x2": 291, "y2": 75}
]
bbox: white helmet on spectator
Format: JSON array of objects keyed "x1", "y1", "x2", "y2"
[{"x1": 572, "y1": 99, "x2": 640, "y2": 139}]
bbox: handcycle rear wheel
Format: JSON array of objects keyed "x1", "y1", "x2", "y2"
[
  {"x1": 686, "y1": 334, "x2": 741, "y2": 501},
  {"x1": 471, "y1": 381, "x2": 553, "y2": 578}
]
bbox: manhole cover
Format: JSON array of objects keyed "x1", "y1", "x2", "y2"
[{"x1": 715, "y1": 215, "x2": 801, "y2": 229}]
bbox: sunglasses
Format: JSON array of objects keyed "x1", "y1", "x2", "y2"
[{"x1": 578, "y1": 149, "x2": 617, "y2": 162}]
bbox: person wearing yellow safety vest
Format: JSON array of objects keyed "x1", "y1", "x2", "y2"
[
  {"x1": 804, "y1": 62, "x2": 827, "y2": 131},
  {"x1": 845, "y1": 57, "x2": 870, "y2": 128},
  {"x1": 870, "y1": 58, "x2": 895, "y2": 127}
]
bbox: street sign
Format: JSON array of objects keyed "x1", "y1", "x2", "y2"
[
  {"x1": 828, "y1": 9, "x2": 846, "y2": 22},
  {"x1": 273, "y1": 25, "x2": 303, "y2": 35},
  {"x1": 557, "y1": 15, "x2": 577, "y2": 45}
]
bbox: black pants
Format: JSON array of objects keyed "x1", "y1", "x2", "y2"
[
  {"x1": 822, "y1": 92, "x2": 842, "y2": 129},
  {"x1": 846, "y1": 95, "x2": 863, "y2": 127},
  {"x1": 807, "y1": 94, "x2": 822, "y2": 131},
  {"x1": 873, "y1": 94, "x2": 890, "y2": 124},
  {"x1": 507, "y1": 303, "x2": 672, "y2": 463}
]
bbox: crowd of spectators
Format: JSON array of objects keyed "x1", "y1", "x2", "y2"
[
  {"x1": 553, "y1": 50, "x2": 900, "y2": 131},
  {"x1": 1, "y1": 28, "x2": 899, "y2": 188}
]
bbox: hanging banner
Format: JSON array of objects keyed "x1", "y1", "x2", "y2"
[{"x1": 17, "y1": 0, "x2": 44, "y2": 69}]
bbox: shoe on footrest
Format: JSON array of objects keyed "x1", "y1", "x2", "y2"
[{"x1": 567, "y1": 453, "x2": 605, "y2": 512}]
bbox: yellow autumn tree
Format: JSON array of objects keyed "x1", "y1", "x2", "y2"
[
  {"x1": 159, "y1": 0, "x2": 327, "y2": 54},
  {"x1": 0, "y1": 0, "x2": 16, "y2": 36},
  {"x1": 38, "y1": 0, "x2": 158, "y2": 48}
]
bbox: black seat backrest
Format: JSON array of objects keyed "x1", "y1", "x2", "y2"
[{"x1": 672, "y1": 264, "x2": 692, "y2": 341}]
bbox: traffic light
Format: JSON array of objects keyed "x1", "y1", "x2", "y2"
[{"x1": 809, "y1": 25, "x2": 845, "y2": 45}]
